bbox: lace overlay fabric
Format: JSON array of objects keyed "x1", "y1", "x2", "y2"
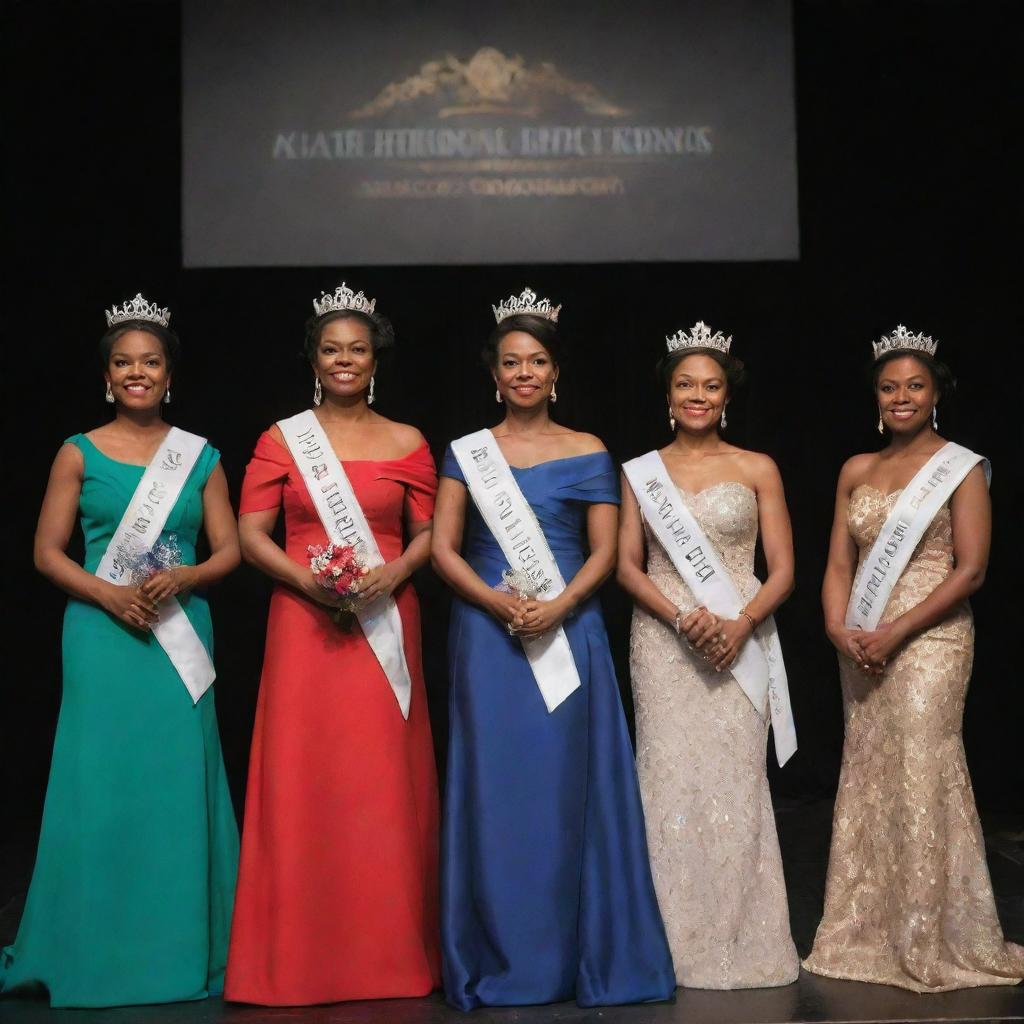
[
  {"x1": 631, "y1": 482, "x2": 798, "y2": 989},
  {"x1": 803, "y1": 486, "x2": 1024, "y2": 992}
]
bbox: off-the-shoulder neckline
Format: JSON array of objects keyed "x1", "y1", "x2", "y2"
[
  {"x1": 266, "y1": 431, "x2": 430, "y2": 465},
  {"x1": 498, "y1": 451, "x2": 610, "y2": 471}
]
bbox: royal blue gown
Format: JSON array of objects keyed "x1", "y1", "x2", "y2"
[{"x1": 440, "y1": 448, "x2": 675, "y2": 1009}]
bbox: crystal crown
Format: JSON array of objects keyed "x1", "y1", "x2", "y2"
[
  {"x1": 872, "y1": 324, "x2": 938, "y2": 360},
  {"x1": 492, "y1": 286, "x2": 561, "y2": 324},
  {"x1": 666, "y1": 321, "x2": 732, "y2": 354},
  {"x1": 313, "y1": 282, "x2": 376, "y2": 318},
  {"x1": 105, "y1": 292, "x2": 171, "y2": 329}
]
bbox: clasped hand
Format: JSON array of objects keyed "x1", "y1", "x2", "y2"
[
  {"x1": 679, "y1": 606, "x2": 753, "y2": 672},
  {"x1": 830, "y1": 621, "x2": 905, "y2": 674},
  {"x1": 354, "y1": 561, "x2": 407, "y2": 604},
  {"x1": 139, "y1": 565, "x2": 197, "y2": 603},
  {"x1": 102, "y1": 574, "x2": 193, "y2": 632},
  {"x1": 494, "y1": 593, "x2": 571, "y2": 641},
  {"x1": 302, "y1": 560, "x2": 407, "y2": 609}
]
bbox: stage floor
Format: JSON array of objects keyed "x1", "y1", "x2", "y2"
[{"x1": 2, "y1": 800, "x2": 1022, "y2": 1023}]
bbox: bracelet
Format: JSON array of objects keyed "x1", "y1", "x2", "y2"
[
  {"x1": 740, "y1": 610, "x2": 757, "y2": 631},
  {"x1": 673, "y1": 608, "x2": 684, "y2": 634}
]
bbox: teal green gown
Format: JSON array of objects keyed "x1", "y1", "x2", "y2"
[{"x1": 0, "y1": 434, "x2": 239, "y2": 1008}]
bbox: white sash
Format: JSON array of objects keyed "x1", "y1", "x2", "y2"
[
  {"x1": 623, "y1": 451, "x2": 797, "y2": 766},
  {"x1": 278, "y1": 410, "x2": 413, "y2": 719},
  {"x1": 95, "y1": 427, "x2": 215, "y2": 704},
  {"x1": 846, "y1": 441, "x2": 989, "y2": 631},
  {"x1": 450, "y1": 430, "x2": 581, "y2": 713}
]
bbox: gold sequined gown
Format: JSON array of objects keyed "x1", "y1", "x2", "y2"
[
  {"x1": 631, "y1": 482, "x2": 799, "y2": 989},
  {"x1": 803, "y1": 485, "x2": 1024, "y2": 992}
]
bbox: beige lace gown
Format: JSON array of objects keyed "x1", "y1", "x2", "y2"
[
  {"x1": 631, "y1": 482, "x2": 799, "y2": 989},
  {"x1": 803, "y1": 485, "x2": 1024, "y2": 991}
]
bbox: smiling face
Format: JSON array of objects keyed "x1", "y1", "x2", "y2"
[
  {"x1": 314, "y1": 316, "x2": 376, "y2": 402},
  {"x1": 493, "y1": 330, "x2": 558, "y2": 408},
  {"x1": 667, "y1": 352, "x2": 727, "y2": 434},
  {"x1": 875, "y1": 354, "x2": 937, "y2": 436},
  {"x1": 104, "y1": 329, "x2": 171, "y2": 410}
]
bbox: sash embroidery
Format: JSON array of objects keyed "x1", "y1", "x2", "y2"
[
  {"x1": 278, "y1": 410, "x2": 414, "y2": 719},
  {"x1": 450, "y1": 429, "x2": 582, "y2": 713},
  {"x1": 846, "y1": 442, "x2": 989, "y2": 631},
  {"x1": 94, "y1": 427, "x2": 215, "y2": 704},
  {"x1": 623, "y1": 450, "x2": 797, "y2": 766}
]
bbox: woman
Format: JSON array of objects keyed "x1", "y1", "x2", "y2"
[
  {"x1": 225, "y1": 283, "x2": 440, "y2": 1005},
  {"x1": 617, "y1": 321, "x2": 799, "y2": 989},
  {"x1": 431, "y1": 287, "x2": 675, "y2": 1009},
  {"x1": 803, "y1": 325, "x2": 1024, "y2": 991},
  {"x1": 1, "y1": 294, "x2": 240, "y2": 1007}
]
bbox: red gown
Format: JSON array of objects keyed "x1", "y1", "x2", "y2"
[{"x1": 224, "y1": 430, "x2": 441, "y2": 1006}]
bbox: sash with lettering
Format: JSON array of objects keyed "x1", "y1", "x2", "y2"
[
  {"x1": 450, "y1": 430, "x2": 581, "y2": 713},
  {"x1": 623, "y1": 451, "x2": 797, "y2": 766},
  {"x1": 95, "y1": 427, "x2": 215, "y2": 704},
  {"x1": 846, "y1": 441, "x2": 989, "y2": 631},
  {"x1": 278, "y1": 410, "x2": 413, "y2": 719}
]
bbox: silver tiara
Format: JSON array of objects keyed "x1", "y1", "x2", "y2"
[
  {"x1": 105, "y1": 292, "x2": 171, "y2": 328},
  {"x1": 872, "y1": 324, "x2": 938, "y2": 360},
  {"x1": 313, "y1": 282, "x2": 376, "y2": 318},
  {"x1": 492, "y1": 286, "x2": 561, "y2": 324},
  {"x1": 666, "y1": 321, "x2": 731, "y2": 354}
]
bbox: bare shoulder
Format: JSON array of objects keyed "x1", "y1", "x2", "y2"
[
  {"x1": 735, "y1": 448, "x2": 781, "y2": 481},
  {"x1": 838, "y1": 451, "x2": 877, "y2": 488},
  {"x1": 956, "y1": 461, "x2": 991, "y2": 499},
  {"x1": 560, "y1": 430, "x2": 607, "y2": 456},
  {"x1": 375, "y1": 417, "x2": 427, "y2": 455}
]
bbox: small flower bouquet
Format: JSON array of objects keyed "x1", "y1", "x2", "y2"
[
  {"x1": 126, "y1": 534, "x2": 183, "y2": 586},
  {"x1": 307, "y1": 542, "x2": 370, "y2": 628},
  {"x1": 493, "y1": 568, "x2": 543, "y2": 600}
]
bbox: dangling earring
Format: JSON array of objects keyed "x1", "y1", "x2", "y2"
[
  {"x1": 721, "y1": 407, "x2": 728, "y2": 430},
  {"x1": 877, "y1": 411, "x2": 884, "y2": 434},
  {"x1": 550, "y1": 383, "x2": 558, "y2": 403},
  {"x1": 932, "y1": 405, "x2": 938, "y2": 430},
  {"x1": 163, "y1": 386, "x2": 171, "y2": 405},
  {"x1": 495, "y1": 388, "x2": 503, "y2": 403},
  {"x1": 368, "y1": 376, "x2": 376, "y2": 406},
  {"x1": 669, "y1": 414, "x2": 676, "y2": 432},
  {"x1": 104, "y1": 382, "x2": 114, "y2": 404},
  {"x1": 313, "y1": 377, "x2": 322, "y2": 406}
]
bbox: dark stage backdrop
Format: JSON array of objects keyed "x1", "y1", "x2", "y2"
[
  {"x1": 3, "y1": 1, "x2": 1022, "y2": 833},
  {"x1": 182, "y1": 0, "x2": 798, "y2": 266}
]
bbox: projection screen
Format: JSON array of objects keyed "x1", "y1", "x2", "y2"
[{"x1": 182, "y1": 0, "x2": 798, "y2": 266}]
